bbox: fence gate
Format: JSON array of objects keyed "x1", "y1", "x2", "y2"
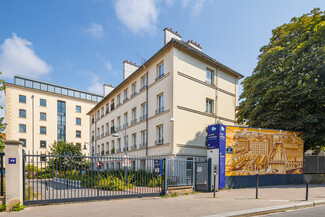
[
  {"x1": 195, "y1": 159, "x2": 211, "y2": 192},
  {"x1": 23, "y1": 152, "x2": 164, "y2": 205}
]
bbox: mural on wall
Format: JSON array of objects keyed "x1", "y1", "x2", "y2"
[{"x1": 225, "y1": 126, "x2": 303, "y2": 176}]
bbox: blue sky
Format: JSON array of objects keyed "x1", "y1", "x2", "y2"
[{"x1": 0, "y1": 0, "x2": 324, "y2": 100}]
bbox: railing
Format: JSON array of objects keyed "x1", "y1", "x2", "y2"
[
  {"x1": 123, "y1": 123, "x2": 128, "y2": 128},
  {"x1": 131, "y1": 145, "x2": 137, "y2": 150},
  {"x1": 131, "y1": 92, "x2": 137, "y2": 98},
  {"x1": 123, "y1": 98, "x2": 128, "y2": 103},
  {"x1": 155, "y1": 73, "x2": 165, "y2": 81},
  {"x1": 105, "y1": 131, "x2": 109, "y2": 136},
  {"x1": 155, "y1": 139, "x2": 164, "y2": 146},
  {"x1": 140, "y1": 142, "x2": 147, "y2": 148},
  {"x1": 166, "y1": 158, "x2": 195, "y2": 187},
  {"x1": 115, "y1": 126, "x2": 121, "y2": 131},
  {"x1": 155, "y1": 107, "x2": 164, "y2": 115},
  {"x1": 140, "y1": 114, "x2": 147, "y2": 121},
  {"x1": 116, "y1": 103, "x2": 121, "y2": 108},
  {"x1": 23, "y1": 152, "x2": 164, "y2": 205},
  {"x1": 131, "y1": 119, "x2": 137, "y2": 125},
  {"x1": 101, "y1": 133, "x2": 104, "y2": 138},
  {"x1": 140, "y1": 85, "x2": 147, "y2": 92}
]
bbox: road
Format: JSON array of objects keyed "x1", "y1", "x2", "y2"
[{"x1": 264, "y1": 205, "x2": 325, "y2": 217}]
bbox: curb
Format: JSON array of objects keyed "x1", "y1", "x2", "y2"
[{"x1": 203, "y1": 199, "x2": 325, "y2": 217}]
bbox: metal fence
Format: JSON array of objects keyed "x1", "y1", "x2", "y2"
[
  {"x1": 0, "y1": 153, "x2": 4, "y2": 196},
  {"x1": 23, "y1": 151, "x2": 164, "y2": 205},
  {"x1": 165, "y1": 158, "x2": 195, "y2": 187},
  {"x1": 304, "y1": 155, "x2": 325, "y2": 174}
]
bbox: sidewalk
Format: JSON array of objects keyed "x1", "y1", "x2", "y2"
[{"x1": 3, "y1": 184, "x2": 325, "y2": 217}]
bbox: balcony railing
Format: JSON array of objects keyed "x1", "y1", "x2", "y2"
[
  {"x1": 123, "y1": 98, "x2": 128, "y2": 103},
  {"x1": 140, "y1": 85, "x2": 147, "y2": 92},
  {"x1": 101, "y1": 133, "x2": 104, "y2": 138},
  {"x1": 155, "y1": 73, "x2": 165, "y2": 81},
  {"x1": 106, "y1": 109, "x2": 109, "y2": 115},
  {"x1": 140, "y1": 142, "x2": 147, "y2": 148},
  {"x1": 96, "y1": 135, "x2": 100, "y2": 139},
  {"x1": 140, "y1": 114, "x2": 147, "y2": 121},
  {"x1": 116, "y1": 102, "x2": 121, "y2": 108},
  {"x1": 117, "y1": 148, "x2": 121, "y2": 153},
  {"x1": 115, "y1": 126, "x2": 121, "y2": 131},
  {"x1": 155, "y1": 138, "x2": 164, "y2": 146},
  {"x1": 106, "y1": 151, "x2": 109, "y2": 155},
  {"x1": 131, "y1": 145, "x2": 137, "y2": 150},
  {"x1": 131, "y1": 119, "x2": 137, "y2": 125},
  {"x1": 123, "y1": 123, "x2": 128, "y2": 128},
  {"x1": 105, "y1": 131, "x2": 109, "y2": 136},
  {"x1": 131, "y1": 92, "x2": 137, "y2": 98},
  {"x1": 155, "y1": 107, "x2": 164, "y2": 115}
]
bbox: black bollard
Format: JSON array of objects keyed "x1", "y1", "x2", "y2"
[
  {"x1": 306, "y1": 180, "x2": 309, "y2": 201},
  {"x1": 256, "y1": 172, "x2": 259, "y2": 199},
  {"x1": 213, "y1": 171, "x2": 217, "y2": 198}
]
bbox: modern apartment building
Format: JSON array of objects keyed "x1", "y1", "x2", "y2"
[
  {"x1": 88, "y1": 28, "x2": 244, "y2": 160},
  {"x1": 5, "y1": 76, "x2": 103, "y2": 155}
]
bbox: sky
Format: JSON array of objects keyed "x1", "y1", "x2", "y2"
[{"x1": 0, "y1": 0, "x2": 324, "y2": 118}]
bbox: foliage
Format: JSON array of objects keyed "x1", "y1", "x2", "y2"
[
  {"x1": 0, "y1": 204, "x2": 6, "y2": 212},
  {"x1": 49, "y1": 140, "x2": 86, "y2": 169},
  {"x1": 148, "y1": 176, "x2": 162, "y2": 187},
  {"x1": 0, "y1": 72, "x2": 5, "y2": 152},
  {"x1": 11, "y1": 202, "x2": 26, "y2": 211},
  {"x1": 237, "y1": 8, "x2": 325, "y2": 151}
]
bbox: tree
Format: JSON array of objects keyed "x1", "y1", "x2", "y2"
[
  {"x1": 0, "y1": 72, "x2": 5, "y2": 152},
  {"x1": 237, "y1": 8, "x2": 325, "y2": 151}
]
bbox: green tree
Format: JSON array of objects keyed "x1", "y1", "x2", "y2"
[
  {"x1": 49, "y1": 140, "x2": 85, "y2": 170},
  {"x1": 237, "y1": 8, "x2": 325, "y2": 151},
  {"x1": 0, "y1": 72, "x2": 5, "y2": 152}
]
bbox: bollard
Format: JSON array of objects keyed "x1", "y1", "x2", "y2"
[
  {"x1": 256, "y1": 172, "x2": 259, "y2": 199},
  {"x1": 306, "y1": 180, "x2": 309, "y2": 201},
  {"x1": 213, "y1": 171, "x2": 217, "y2": 198}
]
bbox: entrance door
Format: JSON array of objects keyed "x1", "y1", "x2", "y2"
[{"x1": 195, "y1": 159, "x2": 211, "y2": 192}]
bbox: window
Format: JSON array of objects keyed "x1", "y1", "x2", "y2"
[
  {"x1": 206, "y1": 99, "x2": 214, "y2": 114},
  {"x1": 105, "y1": 103, "x2": 109, "y2": 114},
  {"x1": 40, "y1": 112, "x2": 46, "y2": 121},
  {"x1": 117, "y1": 116, "x2": 121, "y2": 129},
  {"x1": 158, "y1": 63, "x2": 164, "y2": 77},
  {"x1": 131, "y1": 83, "x2": 137, "y2": 96},
  {"x1": 40, "y1": 140, "x2": 46, "y2": 148},
  {"x1": 106, "y1": 123, "x2": 109, "y2": 134},
  {"x1": 19, "y1": 109, "x2": 26, "y2": 118},
  {"x1": 101, "y1": 107, "x2": 104, "y2": 117},
  {"x1": 141, "y1": 103, "x2": 147, "y2": 120},
  {"x1": 117, "y1": 94, "x2": 121, "y2": 105},
  {"x1": 19, "y1": 95, "x2": 26, "y2": 103},
  {"x1": 76, "y1": 106, "x2": 81, "y2": 113},
  {"x1": 156, "y1": 125, "x2": 163, "y2": 145},
  {"x1": 206, "y1": 69, "x2": 213, "y2": 85},
  {"x1": 19, "y1": 124, "x2": 26, "y2": 133},
  {"x1": 132, "y1": 134, "x2": 136, "y2": 149},
  {"x1": 156, "y1": 94, "x2": 164, "y2": 114},
  {"x1": 76, "y1": 118, "x2": 81, "y2": 125},
  {"x1": 19, "y1": 139, "x2": 26, "y2": 147},
  {"x1": 117, "y1": 139, "x2": 121, "y2": 151},
  {"x1": 111, "y1": 120, "x2": 115, "y2": 134},
  {"x1": 76, "y1": 131, "x2": 81, "y2": 138},
  {"x1": 40, "y1": 99, "x2": 46, "y2": 107},
  {"x1": 124, "y1": 89, "x2": 128, "y2": 101},
  {"x1": 111, "y1": 99, "x2": 115, "y2": 111},
  {"x1": 124, "y1": 112, "x2": 128, "y2": 127},
  {"x1": 40, "y1": 126, "x2": 47, "y2": 135},
  {"x1": 131, "y1": 108, "x2": 137, "y2": 124},
  {"x1": 141, "y1": 75, "x2": 147, "y2": 89},
  {"x1": 141, "y1": 131, "x2": 147, "y2": 147},
  {"x1": 57, "y1": 101, "x2": 66, "y2": 141}
]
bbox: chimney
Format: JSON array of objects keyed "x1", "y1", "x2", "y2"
[
  {"x1": 123, "y1": 60, "x2": 139, "y2": 80},
  {"x1": 164, "y1": 27, "x2": 181, "y2": 44},
  {"x1": 103, "y1": 84, "x2": 114, "y2": 96},
  {"x1": 187, "y1": 40, "x2": 202, "y2": 52}
]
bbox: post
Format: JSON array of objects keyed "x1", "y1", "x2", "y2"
[
  {"x1": 1, "y1": 153, "x2": 4, "y2": 196},
  {"x1": 213, "y1": 171, "x2": 216, "y2": 198},
  {"x1": 192, "y1": 158, "x2": 195, "y2": 193},
  {"x1": 306, "y1": 180, "x2": 309, "y2": 201},
  {"x1": 256, "y1": 172, "x2": 259, "y2": 199},
  {"x1": 164, "y1": 158, "x2": 168, "y2": 196},
  {"x1": 5, "y1": 140, "x2": 24, "y2": 210}
]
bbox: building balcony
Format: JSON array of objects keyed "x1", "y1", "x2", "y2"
[
  {"x1": 131, "y1": 119, "x2": 137, "y2": 125},
  {"x1": 101, "y1": 133, "x2": 104, "y2": 138},
  {"x1": 105, "y1": 131, "x2": 110, "y2": 136},
  {"x1": 106, "y1": 151, "x2": 109, "y2": 155},
  {"x1": 116, "y1": 102, "x2": 121, "y2": 108},
  {"x1": 140, "y1": 142, "x2": 147, "y2": 148},
  {"x1": 155, "y1": 107, "x2": 164, "y2": 115},
  {"x1": 131, "y1": 92, "x2": 137, "y2": 98},
  {"x1": 123, "y1": 98, "x2": 128, "y2": 103},
  {"x1": 140, "y1": 114, "x2": 147, "y2": 121},
  {"x1": 140, "y1": 85, "x2": 147, "y2": 92},
  {"x1": 115, "y1": 126, "x2": 121, "y2": 131},
  {"x1": 123, "y1": 123, "x2": 128, "y2": 128},
  {"x1": 155, "y1": 73, "x2": 165, "y2": 82},
  {"x1": 155, "y1": 138, "x2": 164, "y2": 146},
  {"x1": 96, "y1": 135, "x2": 100, "y2": 139},
  {"x1": 117, "y1": 148, "x2": 121, "y2": 153},
  {"x1": 131, "y1": 145, "x2": 137, "y2": 150}
]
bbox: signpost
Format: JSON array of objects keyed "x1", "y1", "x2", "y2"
[
  {"x1": 154, "y1": 160, "x2": 162, "y2": 177},
  {"x1": 9, "y1": 158, "x2": 16, "y2": 164},
  {"x1": 98, "y1": 161, "x2": 103, "y2": 169}
]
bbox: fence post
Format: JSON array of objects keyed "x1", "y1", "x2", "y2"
[
  {"x1": 192, "y1": 158, "x2": 195, "y2": 193},
  {"x1": 4, "y1": 140, "x2": 23, "y2": 210},
  {"x1": 1, "y1": 153, "x2": 4, "y2": 196},
  {"x1": 164, "y1": 158, "x2": 168, "y2": 196}
]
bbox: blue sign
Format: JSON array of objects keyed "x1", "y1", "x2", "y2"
[
  {"x1": 226, "y1": 146, "x2": 233, "y2": 154},
  {"x1": 9, "y1": 158, "x2": 16, "y2": 164},
  {"x1": 207, "y1": 124, "x2": 226, "y2": 149},
  {"x1": 154, "y1": 160, "x2": 162, "y2": 177}
]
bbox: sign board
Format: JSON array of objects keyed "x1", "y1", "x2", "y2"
[
  {"x1": 98, "y1": 161, "x2": 103, "y2": 169},
  {"x1": 9, "y1": 158, "x2": 16, "y2": 164},
  {"x1": 154, "y1": 160, "x2": 162, "y2": 177},
  {"x1": 226, "y1": 146, "x2": 233, "y2": 154},
  {"x1": 207, "y1": 124, "x2": 226, "y2": 149},
  {"x1": 197, "y1": 167, "x2": 202, "y2": 172},
  {"x1": 122, "y1": 155, "x2": 131, "y2": 167}
]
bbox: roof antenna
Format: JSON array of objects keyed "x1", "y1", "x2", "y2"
[{"x1": 136, "y1": 53, "x2": 146, "y2": 65}]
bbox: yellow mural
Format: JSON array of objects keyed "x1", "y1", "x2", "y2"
[{"x1": 225, "y1": 126, "x2": 303, "y2": 176}]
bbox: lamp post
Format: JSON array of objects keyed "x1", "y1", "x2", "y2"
[{"x1": 113, "y1": 126, "x2": 128, "y2": 183}]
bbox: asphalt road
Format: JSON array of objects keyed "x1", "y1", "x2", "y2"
[{"x1": 264, "y1": 205, "x2": 325, "y2": 217}]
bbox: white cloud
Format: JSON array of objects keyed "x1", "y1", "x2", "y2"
[
  {"x1": 0, "y1": 33, "x2": 52, "y2": 79},
  {"x1": 114, "y1": 0, "x2": 158, "y2": 34},
  {"x1": 166, "y1": 0, "x2": 174, "y2": 6},
  {"x1": 181, "y1": 0, "x2": 206, "y2": 15},
  {"x1": 87, "y1": 72, "x2": 103, "y2": 95},
  {"x1": 104, "y1": 60, "x2": 112, "y2": 71},
  {"x1": 0, "y1": 91, "x2": 5, "y2": 123},
  {"x1": 84, "y1": 23, "x2": 105, "y2": 38}
]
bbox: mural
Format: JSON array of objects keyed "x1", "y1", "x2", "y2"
[{"x1": 225, "y1": 126, "x2": 303, "y2": 176}]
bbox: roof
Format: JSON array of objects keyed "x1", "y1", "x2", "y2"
[{"x1": 87, "y1": 38, "x2": 244, "y2": 115}]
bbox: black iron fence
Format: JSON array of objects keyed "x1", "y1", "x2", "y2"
[
  {"x1": 304, "y1": 155, "x2": 325, "y2": 174},
  {"x1": 23, "y1": 152, "x2": 164, "y2": 205},
  {"x1": 165, "y1": 158, "x2": 195, "y2": 187}
]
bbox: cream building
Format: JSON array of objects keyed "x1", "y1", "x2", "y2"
[
  {"x1": 5, "y1": 76, "x2": 103, "y2": 156},
  {"x1": 88, "y1": 28, "x2": 244, "y2": 160}
]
